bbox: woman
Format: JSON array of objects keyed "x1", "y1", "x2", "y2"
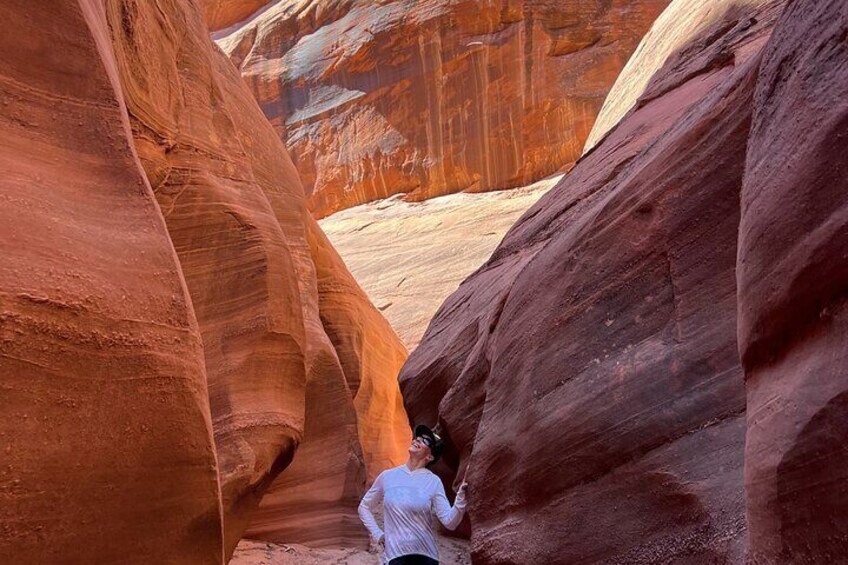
[{"x1": 358, "y1": 424, "x2": 468, "y2": 565}]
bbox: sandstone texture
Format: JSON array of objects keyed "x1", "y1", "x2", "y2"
[
  {"x1": 0, "y1": 1, "x2": 222, "y2": 563},
  {"x1": 0, "y1": 0, "x2": 408, "y2": 562},
  {"x1": 739, "y1": 0, "x2": 848, "y2": 562},
  {"x1": 320, "y1": 175, "x2": 561, "y2": 349},
  {"x1": 399, "y1": 0, "x2": 788, "y2": 562},
  {"x1": 230, "y1": 540, "x2": 378, "y2": 565},
  {"x1": 214, "y1": 0, "x2": 669, "y2": 217},
  {"x1": 109, "y1": 0, "x2": 409, "y2": 551},
  {"x1": 243, "y1": 221, "x2": 410, "y2": 548},
  {"x1": 202, "y1": 0, "x2": 270, "y2": 31}
]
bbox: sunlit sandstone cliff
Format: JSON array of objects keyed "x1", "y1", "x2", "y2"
[
  {"x1": 0, "y1": 0, "x2": 408, "y2": 562},
  {"x1": 202, "y1": 0, "x2": 270, "y2": 31},
  {"x1": 399, "y1": 0, "x2": 820, "y2": 562},
  {"x1": 212, "y1": 0, "x2": 670, "y2": 217}
]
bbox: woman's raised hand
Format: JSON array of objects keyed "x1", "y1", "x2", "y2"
[{"x1": 369, "y1": 533, "x2": 385, "y2": 554}]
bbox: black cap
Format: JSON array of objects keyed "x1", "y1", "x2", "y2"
[{"x1": 414, "y1": 424, "x2": 444, "y2": 466}]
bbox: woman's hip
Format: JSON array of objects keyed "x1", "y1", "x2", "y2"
[{"x1": 388, "y1": 554, "x2": 439, "y2": 565}]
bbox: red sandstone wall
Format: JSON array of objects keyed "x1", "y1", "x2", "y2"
[
  {"x1": 0, "y1": 1, "x2": 223, "y2": 562},
  {"x1": 399, "y1": 0, "x2": 789, "y2": 562},
  {"x1": 739, "y1": 0, "x2": 848, "y2": 562}
]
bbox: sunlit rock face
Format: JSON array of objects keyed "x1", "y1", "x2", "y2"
[
  {"x1": 398, "y1": 0, "x2": 787, "y2": 562},
  {"x1": 108, "y1": 0, "x2": 409, "y2": 552},
  {"x1": 739, "y1": 0, "x2": 848, "y2": 562},
  {"x1": 213, "y1": 0, "x2": 670, "y2": 217},
  {"x1": 243, "y1": 220, "x2": 410, "y2": 549},
  {"x1": 584, "y1": 0, "x2": 770, "y2": 152},
  {"x1": 0, "y1": 0, "x2": 409, "y2": 562},
  {"x1": 201, "y1": 0, "x2": 270, "y2": 31}
]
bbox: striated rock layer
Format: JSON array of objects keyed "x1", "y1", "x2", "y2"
[
  {"x1": 214, "y1": 0, "x2": 669, "y2": 217},
  {"x1": 1, "y1": 0, "x2": 409, "y2": 562},
  {"x1": 243, "y1": 220, "x2": 409, "y2": 548},
  {"x1": 399, "y1": 0, "x2": 787, "y2": 562},
  {"x1": 0, "y1": 1, "x2": 222, "y2": 563},
  {"x1": 109, "y1": 0, "x2": 310, "y2": 549},
  {"x1": 739, "y1": 0, "x2": 848, "y2": 562},
  {"x1": 202, "y1": 0, "x2": 270, "y2": 31}
]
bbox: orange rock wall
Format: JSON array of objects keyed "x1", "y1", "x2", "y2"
[
  {"x1": 245, "y1": 220, "x2": 409, "y2": 548},
  {"x1": 202, "y1": 0, "x2": 270, "y2": 31},
  {"x1": 0, "y1": 1, "x2": 223, "y2": 563},
  {"x1": 107, "y1": 0, "x2": 310, "y2": 550},
  {"x1": 214, "y1": 0, "x2": 670, "y2": 217},
  {"x1": 108, "y1": 0, "x2": 411, "y2": 554},
  {"x1": 0, "y1": 0, "x2": 409, "y2": 562}
]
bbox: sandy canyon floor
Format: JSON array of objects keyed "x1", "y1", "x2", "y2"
[
  {"x1": 318, "y1": 175, "x2": 563, "y2": 349},
  {"x1": 231, "y1": 536, "x2": 471, "y2": 565}
]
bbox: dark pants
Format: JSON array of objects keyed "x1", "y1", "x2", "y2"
[{"x1": 388, "y1": 555, "x2": 439, "y2": 565}]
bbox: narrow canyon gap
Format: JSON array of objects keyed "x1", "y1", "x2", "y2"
[{"x1": 2, "y1": 0, "x2": 848, "y2": 564}]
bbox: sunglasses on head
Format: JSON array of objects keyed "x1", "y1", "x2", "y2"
[{"x1": 416, "y1": 435, "x2": 434, "y2": 448}]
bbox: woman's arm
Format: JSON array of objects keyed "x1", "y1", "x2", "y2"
[
  {"x1": 431, "y1": 480, "x2": 467, "y2": 530},
  {"x1": 358, "y1": 473, "x2": 385, "y2": 541}
]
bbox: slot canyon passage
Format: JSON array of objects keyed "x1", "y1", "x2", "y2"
[{"x1": 1, "y1": 1, "x2": 848, "y2": 564}]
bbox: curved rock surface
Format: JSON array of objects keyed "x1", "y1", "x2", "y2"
[
  {"x1": 109, "y1": 0, "x2": 311, "y2": 549},
  {"x1": 739, "y1": 0, "x2": 848, "y2": 562},
  {"x1": 243, "y1": 219, "x2": 410, "y2": 548},
  {"x1": 583, "y1": 0, "x2": 765, "y2": 151},
  {"x1": 399, "y1": 0, "x2": 786, "y2": 562},
  {"x1": 110, "y1": 0, "x2": 410, "y2": 554},
  {"x1": 202, "y1": 0, "x2": 270, "y2": 31},
  {"x1": 0, "y1": 1, "x2": 222, "y2": 563},
  {"x1": 1, "y1": 0, "x2": 409, "y2": 562},
  {"x1": 214, "y1": 0, "x2": 669, "y2": 217}
]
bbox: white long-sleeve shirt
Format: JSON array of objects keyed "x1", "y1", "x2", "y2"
[{"x1": 358, "y1": 464, "x2": 467, "y2": 562}]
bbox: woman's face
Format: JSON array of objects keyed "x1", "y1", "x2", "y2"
[{"x1": 409, "y1": 436, "x2": 432, "y2": 460}]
